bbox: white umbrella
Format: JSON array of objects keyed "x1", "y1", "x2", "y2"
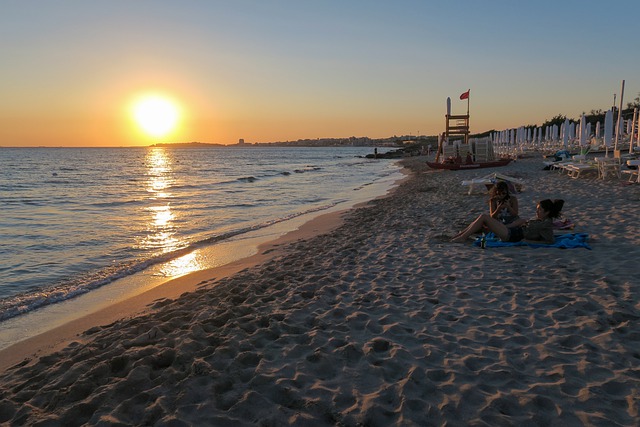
[
  {"x1": 570, "y1": 122, "x2": 576, "y2": 141},
  {"x1": 630, "y1": 107, "x2": 638, "y2": 154},
  {"x1": 562, "y1": 118, "x2": 570, "y2": 149},
  {"x1": 604, "y1": 109, "x2": 613, "y2": 152},
  {"x1": 614, "y1": 80, "x2": 625, "y2": 151},
  {"x1": 595, "y1": 121, "x2": 601, "y2": 139},
  {"x1": 579, "y1": 114, "x2": 587, "y2": 147}
]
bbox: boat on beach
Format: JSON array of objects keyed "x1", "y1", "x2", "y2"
[{"x1": 426, "y1": 157, "x2": 512, "y2": 170}]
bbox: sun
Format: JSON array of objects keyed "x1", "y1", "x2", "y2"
[{"x1": 132, "y1": 95, "x2": 180, "y2": 138}]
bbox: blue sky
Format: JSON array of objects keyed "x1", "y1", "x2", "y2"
[{"x1": 1, "y1": 0, "x2": 639, "y2": 146}]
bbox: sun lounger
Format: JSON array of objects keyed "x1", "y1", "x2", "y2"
[
  {"x1": 564, "y1": 163, "x2": 598, "y2": 179},
  {"x1": 621, "y1": 159, "x2": 640, "y2": 183}
]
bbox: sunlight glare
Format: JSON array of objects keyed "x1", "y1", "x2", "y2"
[
  {"x1": 159, "y1": 252, "x2": 205, "y2": 278},
  {"x1": 133, "y1": 95, "x2": 179, "y2": 137}
]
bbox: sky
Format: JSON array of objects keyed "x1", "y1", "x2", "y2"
[{"x1": 1, "y1": 0, "x2": 639, "y2": 147}]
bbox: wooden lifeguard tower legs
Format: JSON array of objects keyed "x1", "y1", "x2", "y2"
[{"x1": 436, "y1": 113, "x2": 470, "y2": 162}]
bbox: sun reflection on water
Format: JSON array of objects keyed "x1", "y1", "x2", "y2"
[
  {"x1": 139, "y1": 149, "x2": 186, "y2": 259},
  {"x1": 158, "y1": 251, "x2": 205, "y2": 278}
]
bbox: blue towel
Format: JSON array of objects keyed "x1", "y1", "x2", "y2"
[{"x1": 473, "y1": 232, "x2": 591, "y2": 249}]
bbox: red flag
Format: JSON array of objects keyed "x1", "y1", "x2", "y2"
[{"x1": 460, "y1": 89, "x2": 470, "y2": 100}]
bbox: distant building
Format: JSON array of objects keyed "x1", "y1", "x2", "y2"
[{"x1": 238, "y1": 138, "x2": 245, "y2": 145}]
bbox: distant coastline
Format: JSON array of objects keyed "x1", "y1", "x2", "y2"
[{"x1": 150, "y1": 135, "x2": 437, "y2": 149}]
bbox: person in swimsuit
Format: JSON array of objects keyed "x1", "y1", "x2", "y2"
[
  {"x1": 489, "y1": 181, "x2": 519, "y2": 225},
  {"x1": 452, "y1": 199, "x2": 564, "y2": 244}
]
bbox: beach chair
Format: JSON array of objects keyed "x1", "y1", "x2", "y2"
[
  {"x1": 565, "y1": 163, "x2": 598, "y2": 179},
  {"x1": 622, "y1": 159, "x2": 640, "y2": 183},
  {"x1": 562, "y1": 155, "x2": 598, "y2": 179},
  {"x1": 596, "y1": 155, "x2": 622, "y2": 180}
]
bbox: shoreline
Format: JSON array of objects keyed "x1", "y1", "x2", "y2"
[
  {"x1": 0, "y1": 163, "x2": 407, "y2": 372},
  {"x1": 0, "y1": 207, "x2": 349, "y2": 373},
  {"x1": 0, "y1": 159, "x2": 404, "y2": 355},
  {"x1": 1, "y1": 156, "x2": 639, "y2": 425}
]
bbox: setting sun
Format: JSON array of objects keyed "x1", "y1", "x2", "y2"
[{"x1": 132, "y1": 95, "x2": 180, "y2": 138}]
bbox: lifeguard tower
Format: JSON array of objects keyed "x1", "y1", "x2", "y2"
[{"x1": 436, "y1": 95, "x2": 470, "y2": 162}]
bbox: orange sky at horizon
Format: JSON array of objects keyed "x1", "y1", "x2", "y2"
[{"x1": 2, "y1": 2, "x2": 639, "y2": 148}]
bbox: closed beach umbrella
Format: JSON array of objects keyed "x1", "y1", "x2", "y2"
[
  {"x1": 630, "y1": 107, "x2": 638, "y2": 154},
  {"x1": 579, "y1": 114, "x2": 587, "y2": 147},
  {"x1": 562, "y1": 118, "x2": 570, "y2": 149},
  {"x1": 569, "y1": 122, "x2": 575, "y2": 141},
  {"x1": 604, "y1": 109, "x2": 613, "y2": 148},
  {"x1": 595, "y1": 121, "x2": 601, "y2": 139}
]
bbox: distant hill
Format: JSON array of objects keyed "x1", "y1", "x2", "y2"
[{"x1": 149, "y1": 142, "x2": 227, "y2": 148}]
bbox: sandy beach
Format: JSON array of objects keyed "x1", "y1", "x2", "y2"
[{"x1": 1, "y1": 155, "x2": 639, "y2": 426}]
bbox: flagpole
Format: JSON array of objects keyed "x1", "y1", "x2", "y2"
[
  {"x1": 467, "y1": 90, "x2": 470, "y2": 147},
  {"x1": 467, "y1": 89, "x2": 470, "y2": 116}
]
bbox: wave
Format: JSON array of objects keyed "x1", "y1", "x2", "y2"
[
  {"x1": 89, "y1": 199, "x2": 143, "y2": 208},
  {"x1": 237, "y1": 176, "x2": 258, "y2": 183},
  {"x1": 0, "y1": 201, "x2": 338, "y2": 322}
]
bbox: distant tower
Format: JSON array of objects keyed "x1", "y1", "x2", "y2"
[{"x1": 238, "y1": 138, "x2": 245, "y2": 145}]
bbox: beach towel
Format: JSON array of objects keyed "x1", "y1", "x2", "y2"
[{"x1": 474, "y1": 232, "x2": 591, "y2": 249}]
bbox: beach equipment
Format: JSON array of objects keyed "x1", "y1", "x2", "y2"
[
  {"x1": 614, "y1": 80, "x2": 625, "y2": 151},
  {"x1": 563, "y1": 160, "x2": 598, "y2": 179},
  {"x1": 621, "y1": 159, "x2": 640, "y2": 183},
  {"x1": 595, "y1": 154, "x2": 622, "y2": 180},
  {"x1": 562, "y1": 118, "x2": 570, "y2": 149},
  {"x1": 629, "y1": 107, "x2": 638, "y2": 154},
  {"x1": 461, "y1": 172, "x2": 524, "y2": 195},
  {"x1": 579, "y1": 114, "x2": 587, "y2": 147},
  {"x1": 604, "y1": 109, "x2": 613, "y2": 154}
]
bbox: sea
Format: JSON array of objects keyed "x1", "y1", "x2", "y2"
[{"x1": 0, "y1": 146, "x2": 402, "y2": 349}]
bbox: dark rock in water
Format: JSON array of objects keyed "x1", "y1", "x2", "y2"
[{"x1": 364, "y1": 149, "x2": 406, "y2": 159}]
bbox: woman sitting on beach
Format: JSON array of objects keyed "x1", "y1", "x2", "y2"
[
  {"x1": 489, "y1": 181, "x2": 519, "y2": 224},
  {"x1": 452, "y1": 199, "x2": 564, "y2": 244}
]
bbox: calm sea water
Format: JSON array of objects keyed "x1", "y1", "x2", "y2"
[{"x1": 0, "y1": 146, "x2": 400, "y2": 323}]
